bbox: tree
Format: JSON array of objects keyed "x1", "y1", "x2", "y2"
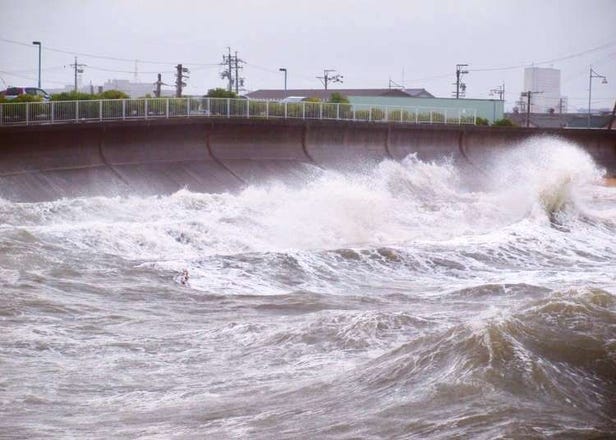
[
  {"x1": 206, "y1": 88, "x2": 237, "y2": 98},
  {"x1": 328, "y1": 92, "x2": 349, "y2": 104}
]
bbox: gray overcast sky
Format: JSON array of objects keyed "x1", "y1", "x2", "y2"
[{"x1": 1, "y1": 0, "x2": 615, "y2": 111}]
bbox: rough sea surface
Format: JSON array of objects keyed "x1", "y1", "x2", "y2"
[{"x1": 1, "y1": 137, "x2": 615, "y2": 439}]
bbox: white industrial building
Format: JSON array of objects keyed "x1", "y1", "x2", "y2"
[{"x1": 522, "y1": 67, "x2": 564, "y2": 113}]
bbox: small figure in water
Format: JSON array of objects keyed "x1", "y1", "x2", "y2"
[{"x1": 179, "y1": 269, "x2": 190, "y2": 286}]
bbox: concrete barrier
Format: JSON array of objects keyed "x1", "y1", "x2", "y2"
[
  {"x1": 0, "y1": 118, "x2": 614, "y2": 202},
  {"x1": 101, "y1": 123, "x2": 240, "y2": 195},
  {"x1": 389, "y1": 125, "x2": 463, "y2": 163},
  {"x1": 0, "y1": 125, "x2": 125, "y2": 201},
  {"x1": 304, "y1": 123, "x2": 390, "y2": 170},
  {"x1": 208, "y1": 122, "x2": 313, "y2": 185}
]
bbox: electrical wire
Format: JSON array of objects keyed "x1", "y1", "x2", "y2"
[
  {"x1": 469, "y1": 38, "x2": 616, "y2": 72},
  {"x1": 0, "y1": 37, "x2": 221, "y2": 67}
]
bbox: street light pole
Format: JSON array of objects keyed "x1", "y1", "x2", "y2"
[
  {"x1": 32, "y1": 41, "x2": 41, "y2": 88},
  {"x1": 588, "y1": 66, "x2": 607, "y2": 128},
  {"x1": 279, "y1": 68, "x2": 287, "y2": 92}
]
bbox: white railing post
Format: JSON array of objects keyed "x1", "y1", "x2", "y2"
[
  {"x1": 144, "y1": 99, "x2": 148, "y2": 120},
  {"x1": 207, "y1": 97, "x2": 210, "y2": 117},
  {"x1": 100, "y1": 100, "x2": 103, "y2": 122},
  {"x1": 122, "y1": 99, "x2": 126, "y2": 120},
  {"x1": 415, "y1": 108, "x2": 418, "y2": 124},
  {"x1": 369, "y1": 107, "x2": 372, "y2": 122},
  {"x1": 166, "y1": 98, "x2": 169, "y2": 118},
  {"x1": 25, "y1": 102, "x2": 29, "y2": 125},
  {"x1": 247, "y1": 100, "x2": 250, "y2": 118},
  {"x1": 187, "y1": 98, "x2": 190, "y2": 117},
  {"x1": 227, "y1": 98, "x2": 230, "y2": 118},
  {"x1": 266, "y1": 101, "x2": 269, "y2": 119},
  {"x1": 284, "y1": 102, "x2": 288, "y2": 119},
  {"x1": 75, "y1": 101, "x2": 79, "y2": 123},
  {"x1": 337, "y1": 103, "x2": 340, "y2": 120},
  {"x1": 319, "y1": 102, "x2": 323, "y2": 120},
  {"x1": 302, "y1": 101, "x2": 306, "y2": 119}
]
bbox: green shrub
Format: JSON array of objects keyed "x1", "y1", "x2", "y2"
[
  {"x1": 207, "y1": 88, "x2": 237, "y2": 98},
  {"x1": 492, "y1": 118, "x2": 515, "y2": 127},
  {"x1": 99, "y1": 89, "x2": 129, "y2": 99},
  {"x1": 13, "y1": 94, "x2": 43, "y2": 102},
  {"x1": 475, "y1": 117, "x2": 489, "y2": 126},
  {"x1": 51, "y1": 91, "x2": 94, "y2": 101},
  {"x1": 329, "y1": 92, "x2": 349, "y2": 104}
]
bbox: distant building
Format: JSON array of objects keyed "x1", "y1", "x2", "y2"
[
  {"x1": 102, "y1": 79, "x2": 173, "y2": 98},
  {"x1": 245, "y1": 88, "x2": 434, "y2": 101},
  {"x1": 246, "y1": 88, "x2": 503, "y2": 123},
  {"x1": 505, "y1": 112, "x2": 613, "y2": 129},
  {"x1": 46, "y1": 79, "x2": 174, "y2": 98},
  {"x1": 520, "y1": 67, "x2": 564, "y2": 113}
]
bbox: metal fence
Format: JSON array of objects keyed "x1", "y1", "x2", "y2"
[{"x1": 0, "y1": 97, "x2": 477, "y2": 127}]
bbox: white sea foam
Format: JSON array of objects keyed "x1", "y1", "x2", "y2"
[{"x1": 0, "y1": 136, "x2": 612, "y2": 294}]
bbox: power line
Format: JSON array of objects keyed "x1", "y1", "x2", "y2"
[
  {"x1": 469, "y1": 38, "x2": 616, "y2": 73},
  {"x1": 0, "y1": 37, "x2": 220, "y2": 67},
  {"x1": 0, "y1": 70, "x2": 67, "y2": 85}
]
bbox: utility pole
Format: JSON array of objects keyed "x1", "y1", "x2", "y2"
[
  {"x1": 489, "y1": 83, "x2": 505, "y2": 101},
  {"x1": 70, "y1": 57, "x2": 86, "y2": 92},
  {"x1": 317, "y1": 69, "x2": 343, "y2": 90},
  {"x1": 588, "y1": 66, "x2": 607, "y2": 128},
  {"x1": 227, "y1": 47, "x2": 232, "y2": 92},
  {"x1": 521, "y1": 91, "x2": 542, "y2": 127},
  {"x1": 153, "y1": 73, "x2": 166, "y2": 98},
  {"x1": 234, "y1": 51, "x2": 240, "y2": 94},
  {"x1": 279, "y1": 68, "x2": 287, "y2": 91},
  {"x1": 608, "y1": 99, "x2": 616, "y2": 130},
  {"x1": 453, "y1": 64, "x2": 469, "y2": 99},
  {"x1": 220, "y1": 48, "x2": 245, "y2": 94},
  {"x1": 32, "y1": 41, "x2": 41, "y2": 88},
  {"x1": 175, "y1": 64, "x2": 189, "y2": 97}
]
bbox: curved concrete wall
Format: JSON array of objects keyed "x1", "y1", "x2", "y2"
[
  {"x1": 304, "y1": 124, "x2": 390, "y2": 169},
  {"x1": 208, "y1": 123, "x2": 310, "y2": 184},
  {"x1": 0, "y1": 118, "x2": 614, "y2": 202}
]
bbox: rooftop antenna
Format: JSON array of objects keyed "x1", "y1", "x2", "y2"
[{"x1": 388, "y1": 78, "x2": 403, "y2": 89}]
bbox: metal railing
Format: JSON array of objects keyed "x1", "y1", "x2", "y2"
[{"x1": 0, "y1": 97, "x2": 477, "y2": 127}]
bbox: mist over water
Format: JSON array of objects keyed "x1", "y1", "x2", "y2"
[{"x1": 1, "y1": 137, "x2": 615, "y2": 438}]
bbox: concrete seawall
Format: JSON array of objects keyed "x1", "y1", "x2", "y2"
[{"x1": 1, "y1": 118, "x2": 615, "y2": 202}]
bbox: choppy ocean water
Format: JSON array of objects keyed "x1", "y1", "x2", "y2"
[{"x1": 1, "y1": 137, "x2": 615, "y2": 439}]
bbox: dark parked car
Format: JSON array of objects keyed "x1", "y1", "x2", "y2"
[{"x1": 0, "y1": 87, "x2": 51, "y2": 101}]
